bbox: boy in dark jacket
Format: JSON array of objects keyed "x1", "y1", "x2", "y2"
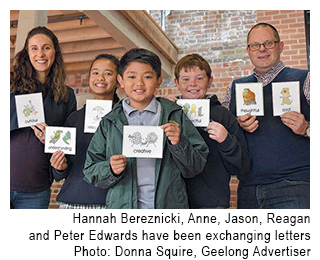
[
  {"x1": 171, "y1": 54, "x2": 251, "y2": 208},
  {"x1": 83, "y1": 48, "x2": 208, "y2": 209}
]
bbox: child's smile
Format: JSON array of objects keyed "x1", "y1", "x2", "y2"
[
  {"x1": 175, "y1": 66, "x2": 212, "y2": 99},
  {"x1": 118, "y1": 61, "x2": 162, "y2": 110}
]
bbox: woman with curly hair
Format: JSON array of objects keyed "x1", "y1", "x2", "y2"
[{"x1": 10, "y1": 26, "x2": 77, "y2": 209}]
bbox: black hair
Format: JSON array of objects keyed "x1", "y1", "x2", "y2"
[
  {"x1": 119, "y1": 48, "x2": 162, "y2": 78},
  {"x1": 89, "y1": 54, "x2": 120, "y2": 74}
]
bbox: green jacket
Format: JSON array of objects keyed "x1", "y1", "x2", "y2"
[{"x1": 83, "y1": 97, "x2": 209, "y2": 209}]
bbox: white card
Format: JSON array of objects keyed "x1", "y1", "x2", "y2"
[
  {"x1": 236, "y1": 83, "x2": 264, "y2": 116},
  {"x1": 84, "y1": 99, "x2": 113, "y2": 133},
  {"x1": 272, "y1": 81, "x2": 300, "y2": 116},
  {"x1": 122, "y1": 126, "x2": 164, "y2": 158},
  {"x1": 176, "y1": 99, "x2": 210, "y2": 127},
  {"x1": 15, "y1": 93, "x2": 45, "y2": 128},
  {"x1": 45, "y1": 126, "x2": 76, "y2": 155}
]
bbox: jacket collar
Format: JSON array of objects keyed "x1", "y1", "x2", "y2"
[
  {"x1": 122, "y1": 96, "x2": 160, "y2": 116},
  {"x1": 103, "y1": 100, "x2": 128, "y2": 133},
  {"x1": 105, "y1": 97, "x2": 182, "y2": 125}
]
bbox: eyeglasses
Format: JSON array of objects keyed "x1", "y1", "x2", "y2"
[{"x1": 247, "y1": 40, "x2": 280, "y2": 51}]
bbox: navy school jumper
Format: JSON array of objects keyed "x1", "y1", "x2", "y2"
[{"x1": 229, "y1": 67, "x2": 310, "y2": 187}]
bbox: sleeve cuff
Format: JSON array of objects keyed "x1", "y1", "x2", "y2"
[{"x1": 219, "y1": 133, "x2": 236, "y2": 151}]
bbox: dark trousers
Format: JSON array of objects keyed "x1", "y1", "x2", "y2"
[
  {"x1": 10, "y1": 188, "x2": 51, "y2": 209},
  {"x1": 237, "y1": 179, "x2": 310, "y2": 209}
]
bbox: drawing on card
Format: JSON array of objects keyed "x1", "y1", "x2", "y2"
[
  {"x1": 50, "y1": 130, "x2": 63, "y2": 144},
  {"x1": 23, "y1": 100, "x2": 38, "y2": 117},
  {"x1": 92, "y1": 105, "x2": 105, "y2": 122},
  {"x1": 49, "y1": 130, "x2": 71, "y2": 145},
  {"x1": 145, "y1": 132, "x2": 158, "y2": 147},
  {"x1": 182, "y1": 103, "x2": 204, "y2": 117},
  {"x1": 123, "y1": 125, "x2": 163, "y2": 158},
  {"x1": 272, "y1": 81, "x2": 300, "y2": 116},
  {"x1": 84, "y1": 100, "x2": 113, "y2": 133},
  {"x1": 62, "y1": 131, "x2": 71, "y2": 145},
  {"x1": 197, "y1": 106, "x2": 204, "y2": 116},
  {"x1": 182, "y1": 103, "x2": 190, "y2": 114},
  {"x1": 190, "y1": 104, "x2": 197, "y2": 117},
  {"x1": 128, "y1": 132, "x2": 142, "y2": 146},
  {"x1": 45, "y1": 126, "x2": 76, "y2": 155},
  {"x1": 242, "y1": 88, "x2": 257, "y2": 105},
  {"x1": 236, "y1": 82, "x2": 264, "y2": 116},
  {"x1": 128, "y1": 132, "x2": 159, "y2": 147},
  {"x1": 280, "y1": 88, "x2": 293, "y2": 105}
]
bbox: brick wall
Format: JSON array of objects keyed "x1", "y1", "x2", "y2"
[
  {"x1": 150, "y1": 10, "x2": 257, "y2": 102},
  {"x1": 49, "y1": 10, "x2": 308, "y2": 209},
  {"x1": 257, "y1": 10, "x2": 308, "y2": 69}
]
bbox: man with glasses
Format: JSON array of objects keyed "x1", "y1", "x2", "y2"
[{"x1": 223, "y1": 23, "x2": 310, "y2": 209}]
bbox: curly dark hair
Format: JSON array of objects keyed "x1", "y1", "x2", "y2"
[{"x1": 10, "y1": 26, "x2": 68, "y2": 103}]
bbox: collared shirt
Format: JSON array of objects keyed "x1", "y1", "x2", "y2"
[
  {"x1": 222, "y1": 61, "x2": 310, "y2": 108},
  {"x1": 122, "y1": 96, "x2": 161, "y2": 209},
  {"x1": 253, "y1": 60, "x2": 286, "y2": 86}
]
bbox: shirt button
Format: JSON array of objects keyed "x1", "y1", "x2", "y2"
[{"x1": 139, "y1": 111, "x2": 143, "y2": 115}]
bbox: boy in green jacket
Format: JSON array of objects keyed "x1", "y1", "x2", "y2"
[{"x1": 83, "y1": 48, "x2": 208, "y2": 209}]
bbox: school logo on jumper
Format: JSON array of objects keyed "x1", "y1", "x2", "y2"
[
  {"x1": 123, "y1": 126, "x2": 163, "y2": 158},
  {"x1": 272, "y1": 81, "x2": 300, "y2": 116},
  {"x1": 84, "y1": 99, "x2": 112, "y2": 133},
  {"x1": 236, "y1": 83, "x2": 264, "y2": 116},
  {"x1": 15, "y1": 93, "x2": 45, "y2": 128},
  {"x1": 45, "y1": 126, "x2": 76, "y2": 155},
  {"x1": 176, "y1": 99, "x2": 210, "y2": 127}
]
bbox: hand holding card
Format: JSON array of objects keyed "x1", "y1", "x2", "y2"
[
  {"x1": 161, "y1": 122, "x2": 180, "y2": 145},
  {"x1": 206, "y1": 121, "x2": 228, "y2": 143},
  {"x1": 110, "y1": 155, "x2": 127, "y2": 175},
  {"x1": 50, "y1": 151, "x2": 68, "y2": 171},
  {"x1": 237, "y1": 114, "x2": 259, "y2": 133},
  {"x1": 280, "y1": 111, "x2": 308, "y2": 135},
  {"x1": 31, "y1": 123, "x2": 48, "y2": 144}
]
